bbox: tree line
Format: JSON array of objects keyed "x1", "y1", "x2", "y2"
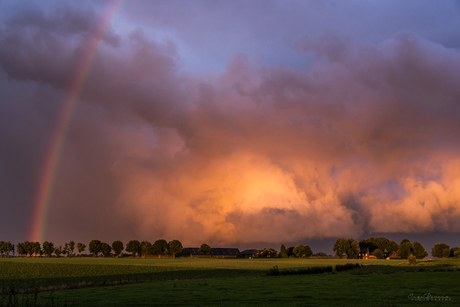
[
  {"x1": 1, "y1": 239, "x2": 186, "y2": 258},
  {"x1": 331, "y1": 236, "x2": 459, "y2": 260},
  {"x1": 1, "y1": 238, "x2": 457, "y2": 259}
]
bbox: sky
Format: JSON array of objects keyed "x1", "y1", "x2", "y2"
[{"x1": 1, "y1": 0, "x2": 460, "y2": 253}]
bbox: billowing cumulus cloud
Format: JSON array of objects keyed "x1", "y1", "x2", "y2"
[{"x1": 1, "y1": 2, "x2": 460, "y2": 248}]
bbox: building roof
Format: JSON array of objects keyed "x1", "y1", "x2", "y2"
[
  {"x1": 240, "y1": 249, "x2": 258, "y2": 255},
  {"x1": 182, "y1": 247, "x2": 241, "y2": 256},
  {"x1": 212, "y1": 248, "x2": 241, "y2": 256},
  {"x1": 182, "y1": 248, "x2": 201, "y2": 255}
]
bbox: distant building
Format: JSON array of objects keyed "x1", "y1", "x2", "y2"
[
  {"x1": 181, "y1": 247, "x2": 241, "y2": 258},
  {"x1": 387, "y1": 251, "x2": 400, "y2": 259},
  {"x1": 180, "y1": 248, "x2": 202, "y2": 257},
  {"x1": 211, "y1": 248, "x2": 241, "y2": 258},
  {"x1": 240, "y1": 249, "x2": 258, "y2": 258},
  {"x1": 358, "y1": 248, "x2": 376, "y2": 260}
]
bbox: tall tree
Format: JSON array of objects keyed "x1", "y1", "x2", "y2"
[
  {"x1": 279, "y1": 244, "x2": 288, "y2": 258},
  {"x1": 397, "y1": 242, "x2": 412, "y2": 259},
  {"x1": 400, "y1": 239, "x2": 411, "y2": 245},
  {"x1": 293, "y1": 244, "x2": 312, "y2": 258},
  {"x1": 333, "y1": 238, "x2": 349, "y2": 259},
  {"x1": 359, "y1": 237, "x2": 378, "y2": 252},
  {"x1": 22, "y1": 241, "x2": 33, "y2": 257},
  {"x1": 17, "y1": 243, "x2": 26, "y2": 257},
  {"x1": 347, "y1": 239, "x2": 360, "y2": 259},
  {"x1": 198, "y1": 244, "x2": 212, "y2": 256},
  {"x1": 89, "y1": 240, "x2": 102, "y2": 257},
  {"x1": 431, "y1": 243, "x2": 450, "y2": 258},
  {"x1": 63, "y1": 242, "x2": 69, "y2": 257},
  {"x1": 31, "y1": 242, "x2": 41, "y2": 257},
  {"x1": 387, "y1": 241, "x2": 399, "y2": 253},
  {"x1": 68, "y1": 241, "x2": 75, "y2": 257},
  {"x1": 77, "y1": 243, "x2": 86, "y2": 256},
  {"x1": 141, "y1": 241, "x2": 152, "y2": 258},
  {"x1": 112, "y1": 241, "x2": 124, "y2": 258},
  {"x1": 54, "y1": 246, "x2": 63, "y2": 257},
  {"x1": 126, "y1": 240, "x2": 141, "y2": 257},
  {"x1": 5, "y1": 242, "x2": 13, "y2": 257},
  {"x1": 412, "y1": 242, "x2": 428, "y2": 259},
  {"x1": 152, "y1": 239, "x2": 168, "y2": 255},
  {"x1": 167, "y1": 240, "x2": 183, "y2": 258},
  {"x1": 101, "y1": 242, "x2": 112, "y2": 257},
  {"x1": 43, "y1": 241, "x2": 54, "y2": 257},
  {"x1": 375, "y1": 237, "x2": 390, "y2": 251}
]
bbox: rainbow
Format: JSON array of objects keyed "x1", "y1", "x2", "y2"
[{"x1": 30, "y1": 0, "x2": 124, "y2": 243}]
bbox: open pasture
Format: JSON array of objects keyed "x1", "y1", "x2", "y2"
[{"x1": 1, "y1": 258, "x2": 459, "y2": 306}]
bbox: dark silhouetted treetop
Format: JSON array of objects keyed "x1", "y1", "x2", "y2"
[
  {"x1": 412, "y1": 241, "x2": 428, "y2": 259},
  {"x1": 89, "y1": 240, "x2": 102, "y2": 257},
  {"x1": 141, "y1": 241, "x2": 152, "y2": 258},
  {"x1": 431, "y1": 242, "x2": 450, "y2": 258},
  {"x1": 112, "y1": 241, "x2": 124, "y2": 257},
  {"x1": 199, "y1": 243, "x2": 212, "y2": 255},
  {"x1": 153, "y1": 239, "x2": 168, "y2": 255},
  {"x1": 167, "y1": 240, "x2": 183, "y2": 258},
  {"x1": 397, "y1": 242, "x2": 412, "y2": 259},
  {"x1": 77, "y1": 242, "x2": 86, "y2": 256},
  {"x1": 101, "y1": 242, "x2": 112, "y2": 257},
  {"x1": 126, "y1": 240, "x2": 141, "y2": 257}
]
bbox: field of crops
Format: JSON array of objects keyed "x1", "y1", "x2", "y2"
[
  {"x1": 1, "y1": 257, "x2": 459, "y2": 306},
  {"x1": 0, "y1": 257, "x2": 404, "y2": 289}
]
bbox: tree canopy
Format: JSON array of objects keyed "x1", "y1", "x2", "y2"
[
  {"x1": 431, "y1": 242, "x2": 450, "y2": 258},
  {"x1": 43, "y1": 241, "x2": 54, "y2": 257},
  {"x1": 198, "y1": 243, "x2": 212, "y2": 256},
  {"x1": 126, "y1": 240, "x2": 141, "y2": 257},
  {"x1": 333, "y1": 238, "x2": 349, "y2": 259},
  {"x1": 112, "y1": 241, "x2": 124, "y2": 257},
  {"x1": 141, "y1": 241, "x2": 152, "y2": 258},
  {"x1": 89, "y1": 240, "x2": 102, "y2": 257},
  {"x1": 101, "y1": 243, "x2": 112, "y2": 257},
  {"x1": 397, "y1": 242, "x2": 412, "y2": 259},
  {"x1": 167, "y1": 240, "x2": 183, "y2": 258},
  {"x1": 412, "y1": 241, "x2": 428, "y2": 259},
  {"x1": 279, "y1": 244, "x2": 288, "y2": 258},
  {"x1": 77, "y1": 243, "x2": 86, "y2": 256},
  {"x1": 347, "y1": 239, "x2": 360, "y2": 259},
  {"x1": 153, "y1": 239, "x2": 168, "y2": 255},
  {"x1": 293, "y1": 244, "x2": 312, "y2": 258}
]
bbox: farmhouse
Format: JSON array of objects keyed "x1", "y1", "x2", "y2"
[
  {"x1": 240, "y1": 249, "x2": 258, "y2": 258},
  {"x1": 387, "y1": 251, "x2": 400, "y2": 259},
  {"x1": 358, "y1": 248, "x2": 376, "y2": 260}
]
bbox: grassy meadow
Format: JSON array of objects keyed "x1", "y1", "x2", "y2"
[{"x1": 1, "y1": 257, "x2": 459, "y2": 306}]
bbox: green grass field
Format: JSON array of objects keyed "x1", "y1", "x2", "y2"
[{"x1": 1, "y1": 257, "x2": 459, "y2": 306}]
